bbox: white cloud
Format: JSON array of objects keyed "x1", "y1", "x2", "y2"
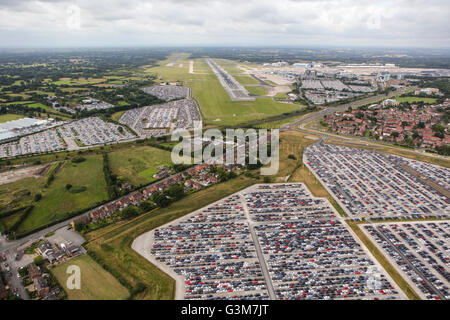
[{"x1": 0, "y1": 0, "x2": 448, "y2": 47}]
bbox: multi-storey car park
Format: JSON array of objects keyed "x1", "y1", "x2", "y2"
[
  {"x1": 119, "y1": 98, "x2": 201, "y2": 138},
  {"x1": 362, "y1": 221, "x2": 450, "y2": 300},
  {"x1": 206, "y1": 58, "x2": 255, "y2": 102},
  {"x1": 133, "y1": 183, "x2": 405, "y2": 300},
  {"x1": 304, "y1": 143, "x2": 450, "y2": 218},
  {"x1": 0, "y1": 117, "x2": 134, "y2": 158}
]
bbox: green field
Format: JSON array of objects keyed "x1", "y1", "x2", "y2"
[
  {"x1": 49, "y1": 78, "x2": 106, "y2": 86},
  {"x1": 233, "y1": 75, "x2": 260, "y2": 85},
  {"x1": 51, "y1": 255, "x2": 129, "y2": 300},
  {"x1": 396, "y1": 96, "x2": 437, "y2": 104},
  {"x1": 111, "y1": 111, "x2": 126, "y2": 121},
  {"x1": 25, "y1": 103, "x2": 54, "y2": 112},
  {"x1": 108, "y1": 145, "x2": 176, "y2": 186},
  {"x1": 0, "y1": 154, "x2": 109, "y2": 235},
  {"x1": 84, "y1": 173, "x2": 260, "y2": 299},
  {"x1": 19, "y1": 155, "x2": 108, "y2": 233},
  {"x1": 245, "y1": 86, "x2": 268, "y2": 96},
  {"x1": 0, "y1": 113, "x2": 25, "y2": 123}
]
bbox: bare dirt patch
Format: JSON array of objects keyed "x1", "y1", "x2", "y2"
[{"x1": 0, "y1": 164, "x2": 51, "y2": 186}]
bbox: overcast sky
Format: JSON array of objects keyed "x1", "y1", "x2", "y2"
[{"x1": 0, "y1": 0, "x2": 448, "y2": 48}]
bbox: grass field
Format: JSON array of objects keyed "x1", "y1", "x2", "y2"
[
  {"x1": 233, "y1": 75, "x2": 260, "y2": 85},
  {"x1": 108, "y1": 145, "x2": 176, "y2": 186},
  {"x1": 0, "y1": 113, "x2": 25, "y2": 123},
  {"x1": 84, "y1": 174, "x2": 260, "y2": 299},
  {"x1": 25, "y1": 102, "x2": 54, "y2": 112},
  {"x1": 50, "y1": 78, "x2": 106, "y2": 86},
  {"x1": 18, "y1": 155, "x2": 108, "y2": 233},
  {"x1": 1, "y1": 154, "x2": 109, "y2": 234},
  {"x1": 245, "y1": 86, "x2": 268, "y2": 96},
  {"x1": 111, "y1": 111, "x2": 125, "y2": 121},
  {"x1": 51, "y1": 254, "x2": 130, "y2": 300},
  {"x1": 396, "y1": 96, "x2": 437, "y2": 104}
]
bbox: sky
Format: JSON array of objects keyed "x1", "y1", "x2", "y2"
[{"x1": 0, "y1": 0, "x2": 448, "y2": 48}]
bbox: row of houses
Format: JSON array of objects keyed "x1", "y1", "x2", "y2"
[{"x1": 71, "y1": 163, "x2": 222, "y2": 227}]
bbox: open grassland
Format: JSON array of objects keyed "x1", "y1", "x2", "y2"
[
  {"x1": 84, "y1": 174, "x2": 260, "y2": 299},
  {"x1": 108, "y1": 145, "x2": 175, "y2": 186},
  {"x1": 48, "y1": 77, "x2": 107, "y2": 86},
  {"x1": 0, "y1": 113, "x2": 25, "y2": 123},
  {"x1": 396, "y1": 96, "x2": 437, "y2": 104},
  {"x1": 233, "y1": 75, "x2": 260, "y2": 85},
  {"x1": 111, "y1": 110, "x2": 126, "y2": 121},
  {"x1": 8, "y1": 155, "x2": 108, "y2": 234},
  {"x1": 25, "y1": 102, "x2": 54, "y2": 112},
  {"x1": 51, "y1": 254, "x2": 130, "y2": 300},
  {"x1": 212, "y1": 59, "x2": 243, "y2": 75},
  {"x1": 245, "y1": 86, "x2": 268, "y2": 96},
  {"x1": 0, "y1": 176, "x2": 42, "y2": 212},
  {"x1": 18, "y1": 155, "x2": 108, "y2": 233}
]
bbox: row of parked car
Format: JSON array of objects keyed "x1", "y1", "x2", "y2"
[
  {"x1": 304, "y1": 143, "x2": 449, "y2": 217},
  {"x1": 149, "y1": 183, "x2": 405, "y2": 300},
  {"x1": 364, "y1": 222, "x2": 450, "y2": 300},
  {"x1": 245, "y1": 184, "x2": 403, "y2": 300}
]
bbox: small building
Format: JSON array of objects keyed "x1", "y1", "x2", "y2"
[{"x1": 381, "y1": 99, "x2": 400, "y2": 107}]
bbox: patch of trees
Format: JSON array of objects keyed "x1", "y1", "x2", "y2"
[
  {"x1": 152, "y1": 184, "x2": 185, "y2": 208},
  {"x1": 68, "y1": 186, "x2": 87, "y2": 194},
  {"x1": 92, "y1": 86, "x2": 162, "y2": 110},
  {"x1": 45, "y1": 161, "x2": 63, "y2": 187},
  {"x1": 71, "y1": 156, "x2": 86, "y2": 163},
  {"x1": 435, "y1": 145, "x2": 450, "y2": 156},
  {"x1": 102, "y1": 152, "x2": 120, "y2": 199},
  {"x1": 6, "y1": 206, "x2": 34, "y2": 234}
]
